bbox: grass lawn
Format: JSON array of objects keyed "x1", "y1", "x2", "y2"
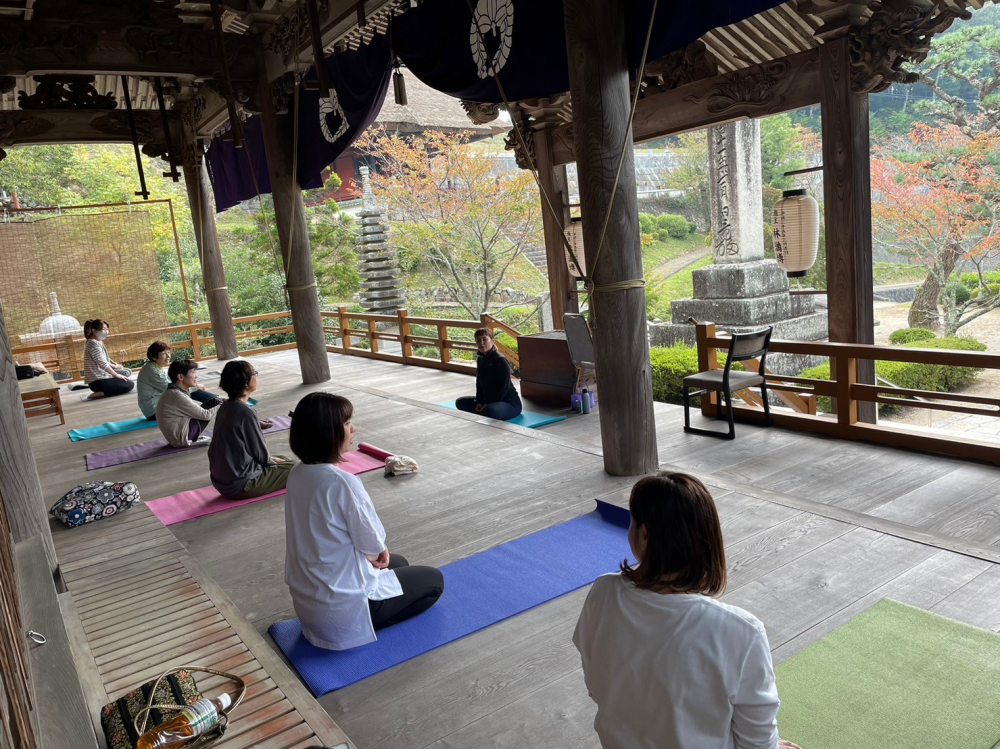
[
  {"x1": 641, "y1": 233, "x2": 708, "y2": 272},
  {"x1": 872, "y1": 262, "x2": 927, "y2": 286},
  {"x1": 645, "y1": 255, "x2": 714, "y2": 321}
]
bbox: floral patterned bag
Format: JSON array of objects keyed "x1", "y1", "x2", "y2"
[
  {"x1": 49, "y1": 481, "x2": 140, "y2": 528},
  {"x1": 101, "y1": 670, "x2": 202, "y2": 749}
]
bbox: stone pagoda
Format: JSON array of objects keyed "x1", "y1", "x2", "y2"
[
  {"x1": 354, "y1": 166, "x2": 406, "y2": 313},
  {"x1": 649, "y1": 121, "x2": 827, "y2": 373}
]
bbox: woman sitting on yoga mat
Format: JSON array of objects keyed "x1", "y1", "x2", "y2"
[
  {"x1": 455, "y1": 327, "x2": 522, "y2": 421},
  {"x1": 284, "y1": 392, "x2": 444, "y2": 650},
  {"x1": 82, "y1": 319, "x2": 134, "y2": 399},
  {"x1": 208, "y1": 360, "x2": 293, "y2": 499},
  {"x1": 574, "y1": 472, "x2": 801, "y2": 749},
  {"x1": 137, "y1": 341, "x2": 220, "y2": 420},
  {"x1": 155, "y1": 360, "x2": 223, "y2": 448}
]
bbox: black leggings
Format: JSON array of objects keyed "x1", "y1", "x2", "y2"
[
  {"x1": 368, "y1": 554, "x2": 444, "y2": 630},
  {"x1": 88, "y1": 377, "x2": 135, "y2": 397},
  {"x1": 455, "y1": 396, "x2": 521, "y2": 421}
]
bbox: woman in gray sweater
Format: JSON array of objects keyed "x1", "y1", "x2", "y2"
[
  {"x1": 155, "y1": 360, "x2": 222, "y2": 447},
  {"x1": 208, "y1": 360, "x2": 296, "y2": 499}
]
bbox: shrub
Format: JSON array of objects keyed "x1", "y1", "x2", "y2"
[
  {"x1": 945, "y1": 281, "x2": 972, "y2": 306},
  {"x1": 800, "y1": 336, "x2": 987, "y2": 414},
  {"x1": 638, "y1": 213, "x2": 656, "y2": 234},
  {"x1": 655, "y1": 213, "x2": 691, "y2": 239},
  {"x1": 889, "y1": 328, "x2": 936, "y2": 345},
  {"x1": 650, "y1": 344, "x2": 700, "y2": 404},
  {"x1": 655, "y1": 229, "x2": 670, "y2": 242}
]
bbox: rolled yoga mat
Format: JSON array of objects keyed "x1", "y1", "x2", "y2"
[
  {"x1": 268, "y1": 500, "x2": 632, "y2": 696},
  {"x1": 775, "y1": 598, "x2": 1000, "y2": 749},
  {"x1": 146, "y1": 443, "x2": 392, "y2": 525},
  {"x1": 68, "y1": 397, "x2": 258, "y2": 442},
  {"x1": 85, "y1": 415, "x2": 292, "y2": 470},
  {"x1": 437, "y1": 401, "x2": 567, "y2": 429}
]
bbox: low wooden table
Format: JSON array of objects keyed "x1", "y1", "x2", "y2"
[{"x1": 18, "y1": 373, "x2": 65, "y2": 425}]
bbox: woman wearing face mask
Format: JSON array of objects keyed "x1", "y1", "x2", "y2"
[
  {"x1": 454, "y1": 327, "x2": 522, "y2": 421},
  {"x1": 82, "y1": 319, "x2": 134, "y2": 399}
]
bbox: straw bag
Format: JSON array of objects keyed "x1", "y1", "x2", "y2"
[{"x1": 101, "y1": 666, "x2": 246, "y2": 749}]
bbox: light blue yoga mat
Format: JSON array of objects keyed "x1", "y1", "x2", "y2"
[
  {"x1": 438, "y1": 401, "x2": 567, "y2": 429},
  {"x1": 68, "y1": 397, "x2": 258, "y2": 442},
  {"x1": 269, "y1": 500, "x2": 631, "y2": 696}
]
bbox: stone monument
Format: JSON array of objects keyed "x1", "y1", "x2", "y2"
[
  {"x1": 355, "y1": 166, "x2": 406, "y2": 313},
  {"x1": 648, "y1": 121, "x2": 827, "y2": 372}
]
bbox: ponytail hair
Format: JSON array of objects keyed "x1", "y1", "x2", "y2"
[{"x1": 84, "y1": 319, "x2": 109, "y2": 339}]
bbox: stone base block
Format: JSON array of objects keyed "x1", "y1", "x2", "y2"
[
  {"x1": 691, "y1": 260, "x2": 789, "y2": 300},
  {"x1": 648, "y1": 311, "x2": 829, "y2": 358},
  {"x1": 672, "y1": 293, "x2": 791, "y2": 326},
  {"x1": 790, "y1": 294, "x2": 817, "y2": 317}
]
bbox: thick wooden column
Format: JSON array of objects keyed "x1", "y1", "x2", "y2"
[
  {"x1": 0, "y1": 303, "x2": 56, "y2": 572},
  {"x1": 533, "y1": 128, "x2": 578, "y2": 325},
  {"x1": 820, "y1": 36, "x2": 876, "y2": 423},
  {"x1": 564, "y1": 0, "x2": 658, "y2": 476},
  {"x1": 183, "y1": 156, "x2": 240, "y2": 361},
  {"x1": 256, "y1": 75, "x2": 331, "y2": 384}
]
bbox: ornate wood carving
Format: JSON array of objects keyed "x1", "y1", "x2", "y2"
[
  {"x1": 683, "y1": 59, "x2": 795, "y2": 115},
  {"x1": 0, "y1": 23, "x2": 98, "y2": 63},
  {"x1": 271, "y1": 72, "x2": 296, "y2": 116},
  {"x1": 504, "y1": 110, "x2": 535, "y2": 170},
  {"x1": 460, "y1": 100, "x2": 501, "y2": 125},
  {"x1": 0, "y1": 113, "x2": 55, "y2": 146},
  {"x1": 17, "y1": 74, "x2": 117, "y2": 110},
  {"x1": 849, "y1": 0, "x2": 972, "y2": 94},
  {"x1": 642, "y1": 40, "x2": 720, "y2": 96},
  {"x1": 90, "y1": 111, "x2": 157, "y2": 142},
  {"x1": 179, "y1": 96, "x2": 207, "y2": 129},
  {"x1": 0, "y1": 77, "x2": 16, "y2": 95}
]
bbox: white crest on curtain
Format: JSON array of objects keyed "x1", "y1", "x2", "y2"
[
  {"x1": 470, "y1": 0, "x2": 514, "y2": 79},
  {"x1": 320, "y1": 90, "x2": 350, "y2": 144}
]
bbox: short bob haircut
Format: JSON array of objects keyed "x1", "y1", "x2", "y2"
[
  {"x1": 147, "y1": 340, "x2": 172, "y2": 362},
  {"x1": 219, "y1": 360, "x2": 256, "y2": 400},
  {"x1": 474, "y1": 327, "x2": 494, "y2": 341},
  {"x1": 620, "y1": 471, "x2": 727, "y2": 596},
  {"x1": 167, "y1": 359, "x2": 198, "y2": 384},
  {"x1": 289, "y1": 392, "x2": 354, "y2": 464}
]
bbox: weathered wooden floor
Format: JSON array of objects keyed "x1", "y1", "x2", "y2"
[{"x1": 27, "y1": 350, "x2": 1000, "y2": 749}]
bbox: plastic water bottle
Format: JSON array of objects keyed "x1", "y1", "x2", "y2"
[
  {"x1": 581, "y1": 388, "x2": 592, "y2": 414},
  {"x1": 136, "y1": 693, "x2": 231, "y2": 749}
]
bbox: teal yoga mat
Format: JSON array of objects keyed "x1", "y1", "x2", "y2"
[
  {"x1": 68, "y1": 397, "x2": 258, "y2": 441},
  {"x1": 438, "y1": 401, "x2": 567, "y2": 429}
]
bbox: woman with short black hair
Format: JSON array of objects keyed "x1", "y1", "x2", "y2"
[
  {"x1": 454, "y1": 327, "x2": 522, "y2": 421},
  {"x1": 208, "y1": 360, "x2": 293, "y2": 498},
  {"x1": 82, "y1": 319, "x2": 133, "y2": 399},
  {"x1": 137, "y1": 341, "x2": 219, "y2": 420},
  {"x1": 574, "y1": 472, "x2": 800, "y2": 749},
  {"x1": 154, "y1": 360, "x2": 222, "y2": 448},
  {"x1": 284, "y1": 392, "x2": 444, "y2": 650}
]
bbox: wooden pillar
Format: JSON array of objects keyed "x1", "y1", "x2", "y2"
[
  {"x1": 256, "y1": 71, "x2": 331, "y2": 384},
  {"x1": 820, "y1": 36, "x2": 876, "y2": 423},
  {"x1": 0, "y1": 303, "x2": 56, "y2": 572},
  {"x1": 564, "y1": 0, "x2": 658, "y2": 476},
  {"x1": 533, "y1": 128, "x2": 578, "y2": 325},
  {"x1": 182, "y1": 155, "x2": 239, "y2": 361}
]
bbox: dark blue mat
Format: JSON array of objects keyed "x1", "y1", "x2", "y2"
[
  {"x1": 269, "y1": 500, "x2": 632, "y2": 695},
  {"x1": 437, "y1": 401, "x2": 567, "y2": 429}
]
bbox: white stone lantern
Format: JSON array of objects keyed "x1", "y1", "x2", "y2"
[{"x1": 771, "y1": 189, "x2": 820, "y2": 278}]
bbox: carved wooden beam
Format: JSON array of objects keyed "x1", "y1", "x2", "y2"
[
  {"x1": 547, "y1": 48, "x2": 822, "y2": 166},
  {"x1": 0, "y1": 108, "x2": 176, "y2": 147}
]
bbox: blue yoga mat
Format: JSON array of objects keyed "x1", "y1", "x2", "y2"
[
  {"x1": 438, "y1": 401, "x2": 567, "y2": 429},
  {"x1": 68, "y1": 397, "x2": 258, "y2": 442},
  {"x1": 269, "y1": 500, "x2": 631, "y2": 695}
]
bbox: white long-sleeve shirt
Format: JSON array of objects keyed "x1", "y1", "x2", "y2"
[
  {"x1": 573, "y1": 574, "x2": 780, "y2": 749},
  {"x1": 284, "y1": 463, "x2": 402, "y2": 650}
]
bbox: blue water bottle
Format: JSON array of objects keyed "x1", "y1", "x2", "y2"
[{"x1": 581, "y1": 388, "x2": 591, "y2": 414}]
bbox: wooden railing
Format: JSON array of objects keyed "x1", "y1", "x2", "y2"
[
  {"x1": 695, "y1": 322, "x2": 1000, "y2": 466},
  {"x1": 11, "y1": 309, "x2": 520, "y2": 381},
  {"x1": 322, "y1": 307, "x2": 519, "y2": 375}
]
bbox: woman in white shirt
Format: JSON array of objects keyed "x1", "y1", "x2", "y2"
[
  {"x1": 573, "y1": 472, "x2": 801, "y2": 749},
  {"x1": 284, "y1": 392, "x2": 444, "y2": 650},
  {"x1": 82, "y1": 319, "x2": 133, "y2": 399}
]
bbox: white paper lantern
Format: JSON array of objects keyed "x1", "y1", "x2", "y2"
[{"x1": 772, "y1": 188, "x2": 820, "y2": 278}]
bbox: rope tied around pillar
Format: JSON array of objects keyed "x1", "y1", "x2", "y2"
[
  {"x1": 205, "y1": 286, "x2": 229, "y2": 292},
  {"x1": 285, "y1": 282, "x2": 317, "y2": 292}
]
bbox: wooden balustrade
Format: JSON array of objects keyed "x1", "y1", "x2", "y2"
[{"x1": 694, "y1": 322, "x2": 1000, "y2": 465}]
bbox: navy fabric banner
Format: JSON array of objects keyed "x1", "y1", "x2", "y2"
[{"x1": 206, "y1": 34, "x2": 392, "y2": 212}]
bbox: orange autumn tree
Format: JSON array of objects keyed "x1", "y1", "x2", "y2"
[
  {"x1": 871, "y1": 122, "x2": 1000, "y2": 334},
  {"x1": 357, "y1": 128, "x2": 542, "y2": 318}
]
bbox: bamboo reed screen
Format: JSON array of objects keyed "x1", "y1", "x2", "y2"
[{"x1": 0, "y1": 209, "x2": 170, "y2": 374}]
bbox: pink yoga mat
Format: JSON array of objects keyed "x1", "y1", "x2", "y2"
[{"x1": 146, "y1": 446, "x2": 392, "y2": 525}]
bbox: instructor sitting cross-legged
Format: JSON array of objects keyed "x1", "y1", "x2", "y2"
[{"x1": 455, "y1": 327, "x2": 522, "y2": 421}]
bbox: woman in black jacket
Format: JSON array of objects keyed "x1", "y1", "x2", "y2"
[{"x1": 455, "y1": 328, "x2": 523, "y2": 421}]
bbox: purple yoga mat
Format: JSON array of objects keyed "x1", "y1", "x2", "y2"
[{"x1": 85, "y1": 415, "x2": 292, "y2": 470}]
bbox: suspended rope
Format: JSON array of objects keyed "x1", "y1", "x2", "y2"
[
  {"x1": 463, "y1": 0, "x2": 659, "y2": 314},
  {"x1": 239, "y1": 140, "x2": 285, "y2": 279}
]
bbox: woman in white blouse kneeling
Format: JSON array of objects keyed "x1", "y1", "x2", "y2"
[
  {"x1": 284, "y1": 392, "x2": 444, "y2": 650},
  {"x1": 574, "y1": 472, "x2": 801, "y2": 749}
]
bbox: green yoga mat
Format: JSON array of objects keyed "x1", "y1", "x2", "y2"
[{"x1": 776, "y1": 599, "x2": 1000, "y2": 749}]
